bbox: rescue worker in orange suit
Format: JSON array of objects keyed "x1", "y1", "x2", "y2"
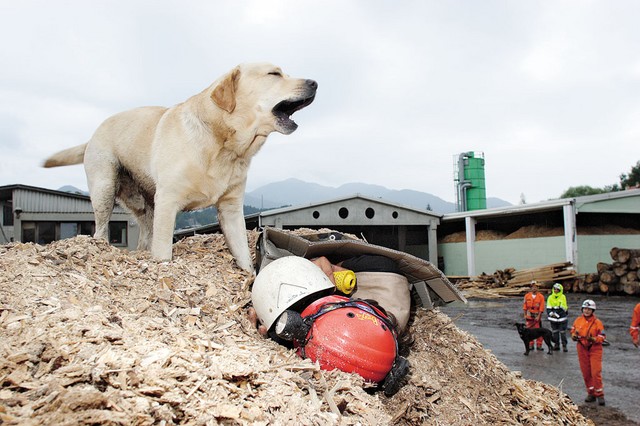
[
  {"x1": 630, "y1": 302, "x2": 640, "y2": 348},
  {"x1": 522, "y1": 281, "x2": 546, "y2": 351},
  {"x1": 571, "y1": 299, "x2": 606, "y2": 406}
]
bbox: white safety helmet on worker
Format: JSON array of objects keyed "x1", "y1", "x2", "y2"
[
  {"x1": 251, "y1": 256, "x2": 334, "y2": 330},
  {"x1": 581, "y1": 299, "x2": 597, "y2": 311}
]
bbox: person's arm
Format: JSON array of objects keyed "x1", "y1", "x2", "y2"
[
  {"x1": 310, "y1": 256, "x2": 347, "y2": 285},
  {"x1": 571, "y1": 319, "x2": 579, "y2": 341},
  {"x1": 630, "y1": 304, "x2": 640, "y2": 347},
  {"x1": 310, "y1": 256, "x2": 336, "y2": 284},
  {"x1": 591, "y1": 321, "x2": 606, "y2": 344},
  {"x1": 537, "y1": 295, "x2": 544, "y2": 321}
]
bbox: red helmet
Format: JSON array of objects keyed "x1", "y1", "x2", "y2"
[{"x1": 295, "y1": 295, "x2": 397, "y2": 383}]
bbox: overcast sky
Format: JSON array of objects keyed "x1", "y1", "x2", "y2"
[{"x1": 1, "y1": 1, "x2": 639, "y2": 206}]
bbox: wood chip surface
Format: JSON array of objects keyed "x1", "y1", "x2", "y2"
[{"x1": 0, "y1": 233, "x2": 592, "y2": 425}]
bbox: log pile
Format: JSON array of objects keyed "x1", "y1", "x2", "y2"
[
  {"x1": 453, "y1": 248, "x2": 640, "y2": 298},
  {"x1": 453, "y1": 262, "x2": 577, "y2": 299},
  {"x1": 506, "y1": 262, "x2": 576, "y2": 287},
  {"x1": 579, "y1": 247, "x2": 640, "y2": 295}
]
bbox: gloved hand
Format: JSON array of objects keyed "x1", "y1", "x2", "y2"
[
  {"x1": 587, "y1": 336, "x2": 596, "y2": 343},
  {"x1": 571, "y1": 334, "x2": 579, "y2": 341}
]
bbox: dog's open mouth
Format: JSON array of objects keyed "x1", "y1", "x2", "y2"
[{"x1": 272, "y1": 94, "x2": 316, "y2": 134}]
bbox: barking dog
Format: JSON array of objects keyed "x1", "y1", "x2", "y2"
[
  {"x1": 516, "y1": 323, "x2": 553, "y2": 355},
  {"x1": 44, "y1": 63, "x2": 317, "y2": 272}
]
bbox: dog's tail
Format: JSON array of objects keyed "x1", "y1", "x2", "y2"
[{"x1": 43, "y1": 144, "x2": 87, "y2": 168}]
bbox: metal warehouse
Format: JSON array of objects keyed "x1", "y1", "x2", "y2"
[
  {"x1": 0, "y1": 184, "x2": 139, "y2": 250},
  {"x1": 176, "y1": 190, "x2": 640, "y2": 276}
]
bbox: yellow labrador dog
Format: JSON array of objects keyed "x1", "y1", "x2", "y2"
[{"x1": 44, "y1": 63, "x2": 317, "y2": 272}]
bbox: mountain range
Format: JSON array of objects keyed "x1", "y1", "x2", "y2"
[
  {"x1": 58, "y1": 179, "x2": 512, "y2": 215},
  {"x1": 244, "y1": 178, "x2": 511, "y2": 213}
]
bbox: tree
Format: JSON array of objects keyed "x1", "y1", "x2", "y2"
[
  {"x1": 620, "y1": 160, "x2": 640, "y2": 189},
  {"x1": 558, "y1": 160, "x2": 639, "y2": 198},
  {"x1": 560, "y1": 186, "x2": 607, "y2": 198}
]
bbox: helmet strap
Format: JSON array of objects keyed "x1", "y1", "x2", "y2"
[{"x1": 298, "y1": 299, "x2": 400, "y2": 361}]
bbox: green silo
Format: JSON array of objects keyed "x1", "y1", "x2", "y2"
[
  {"x1": 456, "y1": 152, "x2": 486, "y2": 211},
  {"x1": 463, "y1": 152, "x2": 486, "y2": 210}
]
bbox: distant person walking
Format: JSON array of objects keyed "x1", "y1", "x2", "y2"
[
  {"x1": 522, "y1": 281, "x2": 545, "y2": 351},
  {"x1": 546, "y1": 283, "x2": 569, "y2": 352},
  {"x1": 630, "y1": 302, "x2": 640, "y2": 348},
  {"x1": 571, "y1": 299, "x2": 606, "y2": 406}
]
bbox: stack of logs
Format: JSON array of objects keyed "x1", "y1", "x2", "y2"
[
  {"x1": 452, "y1": 248, "x2": 640, "y2": 298},
  {"x1": 453, "y1": 262, "x2": 577, "y2": 298},
  {"x1": 581, "y1": 247, "x2": 640, "y2": 295}
]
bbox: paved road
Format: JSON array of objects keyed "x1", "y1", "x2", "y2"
[{"x1": 439, "y1": 293, "x2": 640, "y2": 423}]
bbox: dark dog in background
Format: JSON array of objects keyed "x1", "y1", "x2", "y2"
[{"x1": 516, "y1": 323, "x2": 553, "y2": 355}]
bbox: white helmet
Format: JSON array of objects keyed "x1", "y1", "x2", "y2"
[
  {"x1": 581, "y1": 299, "x2": 596, "y2": 310},
  {"x1": 251, "y1": 256, "x2": 334, "y2": 330}
]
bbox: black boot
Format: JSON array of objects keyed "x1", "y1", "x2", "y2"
[
  {"x1": 597, "y1": 396, "x2": 605, "y2": 406},
  {"x1": 562, "y1": 345, "x2": 567, "y2": 352},
  {"x1": 585, "y1": 395, "x2": 596, "y2": 402}
]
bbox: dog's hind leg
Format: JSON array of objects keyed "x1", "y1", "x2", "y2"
[
  {"x1": 85, "y1": 153, "x2": 119, "y2": 242},
  {"x1": 136, "y1": 208, "x2": 154, "y2": 251},
  {"x1": 114, "y1": 171, "x2": 155, "y2": 252}
]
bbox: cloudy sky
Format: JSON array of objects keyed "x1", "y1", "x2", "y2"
[{"x1": 1, "y1": 1, "x2": 639, "y2": 206}]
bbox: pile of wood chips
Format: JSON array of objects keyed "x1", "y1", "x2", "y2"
[{"x1": 0, "y1": 232, "x2": 592, "y2": 425}]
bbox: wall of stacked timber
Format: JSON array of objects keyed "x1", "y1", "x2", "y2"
[{"x1": 450, "y1": 248, "x2": 640, "y2": 298}]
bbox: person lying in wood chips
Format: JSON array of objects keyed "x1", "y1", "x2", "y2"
[{"x1": 248, "y1": 255, "x2": 411, "y2": 396}]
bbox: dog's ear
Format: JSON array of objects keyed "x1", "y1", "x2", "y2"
[{"x1": 211, "y1": 67, "x2": 240, "y2": 113}]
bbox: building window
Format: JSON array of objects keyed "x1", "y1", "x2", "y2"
[
  {"x1": 38, "y1": 222, "x2": 56, "y2": 244},
  {"x1": 109, "y1": 222, "x2": 128, "y2": 246},
  {"x1": 2, "y1": 204, "x2": 13, "y2": 226},
  {"x1": 79, "y1": 222, "x2": 94, "y2": 236},
  {"x1": 60, "y1": 222, "x2": 78, "y2": 239},
  {"x1": 21, "y1": 221, "x2": 125, "y2": 246},
  {"x1": 22, "y1": 222, "x2": 36, "y2": 243},
  {"x1": 21, "y1": 221, "x2": 56, "y2": 244}
]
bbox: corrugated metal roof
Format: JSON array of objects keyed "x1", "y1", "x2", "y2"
[
  {"x1": 442, "y1": 188, "x2": 640, "y2": 222},
  {"x1": 1, "y1": 184, "x2": 128, "y2": 214},
  {"x1": 14, "y1": 189, "x2": 94, "y2": 213}
]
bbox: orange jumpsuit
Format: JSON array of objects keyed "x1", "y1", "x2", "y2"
[
  {"x1": 523, "y1": 291, "x2": 545, "y2": 348},
  {"x1": 571, "y1": 314, "x2": 606, "y2": 397},
  {"x1": 630, "y1": 303, "x2": 640, "y2": 347}
]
